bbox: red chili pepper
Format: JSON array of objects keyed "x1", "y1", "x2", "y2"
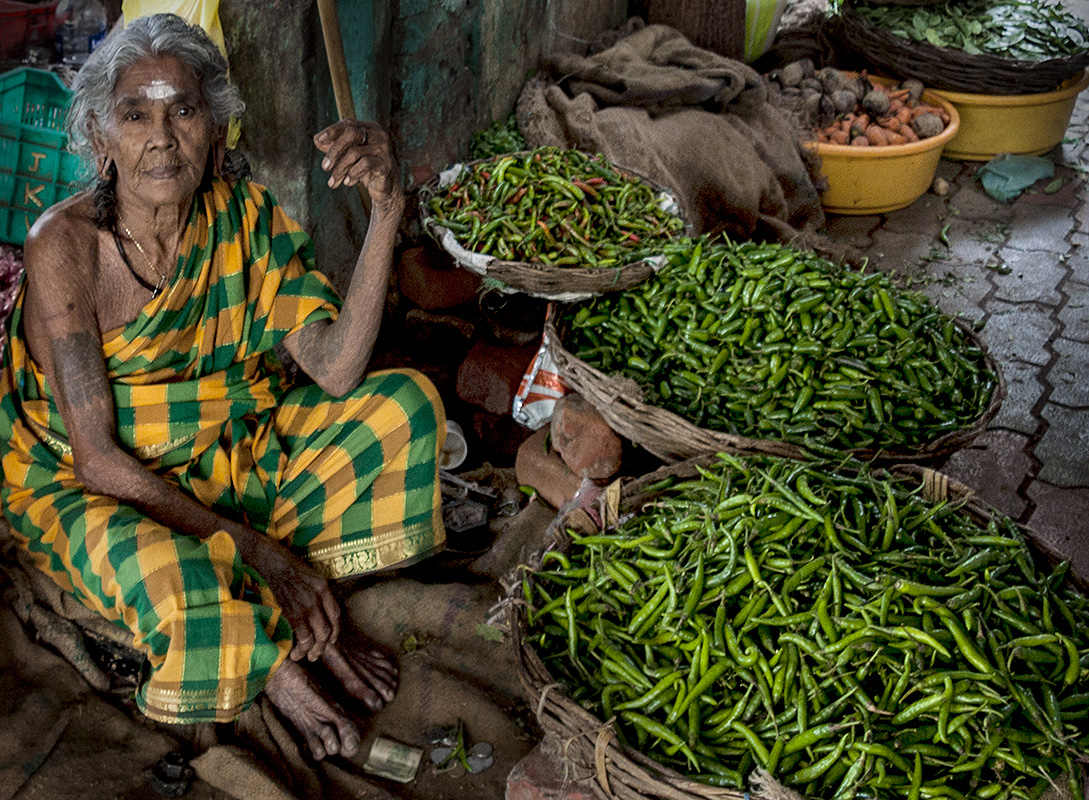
[
  {"x1": 571, "y1": 179, "x2": 600, "y2": 199},
  {"x1": 508, "y1": 186, "x2": 527, "y2": 204},
  {"x1": 628, "y1": 233, "x2": 641, "y2": 243}
]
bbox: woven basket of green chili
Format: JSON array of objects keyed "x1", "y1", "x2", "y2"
[
  {"x1": 840, "y1": 0, "x2": 1089, "y2": 95},
  {"x1": 545, "y1": 236, "x2": 1005, "y2": 466},
  {"x1": 418, "y1": 148, "x2": 689, "y2": 302},
  {"x1": 508, "y1": 451, "x2": 1089, "y2": 800}
]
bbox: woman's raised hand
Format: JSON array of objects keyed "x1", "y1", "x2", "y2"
[{"x1": 313, "y1": 121, "x2": 404, "y2": 210}]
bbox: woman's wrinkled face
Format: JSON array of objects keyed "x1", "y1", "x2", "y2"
[{"x1": 100, "y1": 55, "x2": 215, "y2": 211}]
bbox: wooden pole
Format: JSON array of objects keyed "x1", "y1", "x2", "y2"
[{"x1": 316, "y1": 0, "x2": 372, "y2": 214}]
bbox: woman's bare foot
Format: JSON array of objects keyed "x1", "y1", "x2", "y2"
[
  {"x1": 321, "y1": 635, "x2": 398, "y2": 712},
  {"x1": 265, "y1": 658, "x2": 361, "y2": 761}
]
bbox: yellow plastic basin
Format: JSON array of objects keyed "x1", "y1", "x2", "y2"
[
  {"x1": 932, "y1": 71, "x2": 1089, "y2": 161},
  {"x1": 806, "y1": 80, "x2": 960, "y2": 215}
]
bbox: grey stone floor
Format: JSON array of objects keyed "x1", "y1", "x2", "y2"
[{"x1": 820, "y1": 54, "x2": 1089, "y2": 580}]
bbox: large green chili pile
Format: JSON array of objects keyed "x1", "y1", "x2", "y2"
[
  {"x1": 524, "y1": 453, "x2": 1089, "y2": 799},
  {"x1": 560, "y1": 237, "x2": 997, "y2": 454},
  {"x1": 424, "y1": 147, "x2": 686, "y2": 266}
]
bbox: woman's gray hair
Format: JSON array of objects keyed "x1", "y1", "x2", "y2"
[{"x1": 67, "y1": 13, "x2": 244, "y2": 158}]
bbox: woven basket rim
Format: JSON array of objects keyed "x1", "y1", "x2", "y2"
[
  {"x1": 417, "y1": 149, "x2": 690, "y2": 301},
  {"x1": 509, "y1": 457, "x2": 1086, "y2": 800},
  {"x1": 840, "y1": 0, "x2": 1089, "y2": 95},
  {"x1": 545, "y1": 309, "x2": 1006, "y2": 465}
]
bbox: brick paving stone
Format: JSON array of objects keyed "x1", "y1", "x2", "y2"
[
  {"x1": 868, "y1": 229, "x2": 937, "y2": 279},
  {"x1": 990, "y1": 359, "x2": 1046, "y2": 436},
  {"x1": 1071, "y1": 233, "x2": 1089, "y2": 258},
  {"x1": 948, "y1": 181, "x2": 1012, "y2": 222},
  {"x1": 990, "y1": 247, "x2": 1066, "y2": 305},
  {"x1": 1035, "y1": 404, "x2": 1089, "y2": 486},
  {"x1": 1026, "y1": 482, "x2": 1089, "y2": 582},
  {"x1": 944, "y1": 219, "x2": 1002, "y2": 265},
  {"x1": 1075, "y1": 200, "x2": 1089, "y2": 236},
  {"x1": 1017, "y1": 166, "x2": 1080, "y2": 209},
  {"x1": 820, "y1": 214, "x2": 880, "y2": 248},
  {"x1": 882, "y1": 193, "x2": 948, "y2": 234},
  {"x1": 1056, "y1": 280, "x2": 1089, "y2": 342},
  {"x1": 917, "y1": 263, "x2": 990, "y2": 322},
  {"x1": 977, "y1": 301, "x2": 1056, "y2": 367},
  {"x1": 1064, "y1": 244, "x2": 1089, "y2": 285},
  {"x1": 1047, "y1": 337, "x2": 1089, "y2": 408},
  {"x1": 1006, "y1": 204, "x2": 1076, "y2": 254},
  {"x1": 1060, "y1": 142, "x2": 1088, "y2": 172},
  {"x1": 934, "y1": 158, "x2": 968, "y2": 183},
  {"x1": 941, "y1": 430, "x2": 1032, "y2": 520}
]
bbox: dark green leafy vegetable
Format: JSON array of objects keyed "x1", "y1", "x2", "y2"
[
  {"x1": 854, "y1": 0, "x2": 1089, "y2": 61},
  {"x1": 524, "y1": 453, "x2": 1089, "y2": 798},
  {"x1": 468, "y1": 113, "x2": 527, "y2": 160}
]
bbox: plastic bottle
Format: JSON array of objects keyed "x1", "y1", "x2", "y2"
[{"x1": 54, "y1": 0, "x2": 108, "y2": 67}]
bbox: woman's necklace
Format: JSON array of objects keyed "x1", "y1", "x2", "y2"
[{"x1": 116, "y1": 221, "x2": 170, "y2": 297}]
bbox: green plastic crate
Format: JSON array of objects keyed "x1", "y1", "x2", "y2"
[{"x1": 0, "y1": 67, "x2": 83, "y2": 246}]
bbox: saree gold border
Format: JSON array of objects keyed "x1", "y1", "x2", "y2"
[
  {"x1": 309, "y1": 520, "x2": 442, "y2": 579},
  {"x1": 142, "y1": 683, "x2": 254, "y2": 723},
  {"x1": 25, "y1": 415, "x2": 200, "y2": 460}
]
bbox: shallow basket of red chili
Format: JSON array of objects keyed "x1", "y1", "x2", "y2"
[
  {"x1": 508, "y1": 452, "x2": 1089, "y2": 800},
  {"x1": 418, "y1": 147, "x2": 689, "y2": 301}
]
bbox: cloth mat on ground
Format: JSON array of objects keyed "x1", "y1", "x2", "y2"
[
  {"x1": 0, "y1": 518, "x2": 539, "y2": 800},
  {"x1": 518, "y1": 21, "x2": 859, "y2": 263}
]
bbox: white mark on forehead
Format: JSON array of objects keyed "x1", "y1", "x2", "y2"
[{"x1": 141, "y1": 80, "x2": 179, "y2": 101}]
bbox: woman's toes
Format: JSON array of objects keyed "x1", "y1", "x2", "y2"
[
  {"x1": 305, "y1": 731, "x2": 328, "y2": 761},
  {"x1": 337, "y1": 720, "x2": 362, "y2": 757},
  {"x1": 320, "y1": 723, "x2": 340, "y2": 757}
]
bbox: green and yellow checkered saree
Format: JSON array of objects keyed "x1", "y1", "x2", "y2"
[{"x1": 0, "y1": 178, "x2": 446, "y2": 723}]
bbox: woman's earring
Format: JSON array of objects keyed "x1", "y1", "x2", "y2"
[{"x1": 98, "y1": 156, "x2": 113, "y2": 179}]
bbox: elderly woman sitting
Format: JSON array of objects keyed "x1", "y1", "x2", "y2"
[{"x1": 0, "y1": 13, "x2": 446, "y2": 761}]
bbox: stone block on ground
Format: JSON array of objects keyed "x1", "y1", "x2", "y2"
[
  {"x1": 397, "y1": 245, "x2": 482, "y2": 310},
  {"x1": 457, "y1": 340, "x2": 539, "y2": 415},
  {"x1": 550, "y1": 394, "x2": 622, "y2": 480},
  {"x1": 515, "y1": 428, "x2": 582, "y2": 510}
]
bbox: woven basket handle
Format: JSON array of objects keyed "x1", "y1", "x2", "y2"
[{"x1": 916, "y1": 467, "x2": 975, "y2": 504}]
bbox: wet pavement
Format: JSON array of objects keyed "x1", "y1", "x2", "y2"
[{"x1": 819, "y1": 58, "x2": 1089, "y2": 579}]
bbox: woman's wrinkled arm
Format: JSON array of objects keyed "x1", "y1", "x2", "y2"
[
  {"x1": 282, "y1": 121, "x2": 406, "y2": 397},
  {"x1": 22, "y1": 219, "x2": 339, "y2": 661}
]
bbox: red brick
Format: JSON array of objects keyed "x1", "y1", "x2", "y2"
[
  {"x1": 515, "y1": 428, "x2": 583, "y2": 510},
  {"x1": 550, "y1": 394, "x2": 623, "y2": 480},
  {"x1": 506, "y1": 735, "x2": 598, "y2": 800},
  {"x1": 396, "y1": 245, "x2": 481, "y2": 310},
  {"x1": 457, "y1": 340, "x2": 539, "y2": 415}
]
